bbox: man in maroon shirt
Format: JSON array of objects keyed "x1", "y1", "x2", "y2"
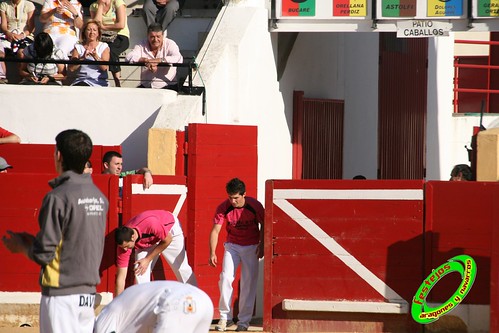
[{"x1": 209, "y1": 178, "x2": 264, "y2": 332}]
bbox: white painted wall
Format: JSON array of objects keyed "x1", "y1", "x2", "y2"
[
  {"x1": 0, "y1": 86, "x2": 177, "y2": 171},
  {"x1": 426, "y1": 33, "x2": 499, "y2": 181},
  {"x1": 343, "y1": 33, "x2": 379, "y2": 180},
  {"x1": 176, "y1": 3, "x2": 291, "y2": 201}
]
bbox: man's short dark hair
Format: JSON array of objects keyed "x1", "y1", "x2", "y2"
[
  {"x1": 115, "y1": 226, "x2": 134, "y2": 245},
  {"x1": 451, "y1": 164, "x2": 473, "y2": 181},
  {"x1": 102, "y1": 151, "x2": 122, "y2": 165},
  {"x1": 55, "y1": 129, "x2": 92, "y2": 173},
  {"x1": 226, "y1": 178, "x2": 246, "y2": 196},
  {"x1": 33, "y1": 32, "x2": 54, "y2": 59},
  {"x1": 147, "y1": 22, "x2": 163, "y2": 34}
]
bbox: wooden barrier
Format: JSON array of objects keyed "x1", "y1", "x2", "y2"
[
  {"x1": 0, "y1": 144, "x2": 121, "y2": 174},
  {"x1": 264, "y1": 179, "x2": 499, "y2": 333},
  {"x1": 0, "y1": 173, "x2": 119, "y2": 293},
  {"x1": 425, "y1": 181, "x2": 499, "y2": 305},
  {"x1": 186, "y1": 123, "x2": 258, "y2": 319},
  {"x1": 120, "y1": 175, "x2": 189, "y2": 285}
]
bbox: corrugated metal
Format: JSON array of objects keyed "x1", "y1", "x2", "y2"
[
  {"x1": 378, "y1": 33, "x2": 427, "y2": 180},
  {"x1": 302, "y1": 99, "x2": 344, "y2": 179}
]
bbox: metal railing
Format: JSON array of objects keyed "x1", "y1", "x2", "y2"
[
  {"x1": 453, "y1": 39, "x2": 499, "y2": 113},
  {"x1": 0, "y1": 56, "x2": 204, "y2": 95}
]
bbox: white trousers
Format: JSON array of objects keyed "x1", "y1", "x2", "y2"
[
  {"x1": 218, "y1": 242, "x2": 259, "y2": 327},
  {"x1": 135, "y1": 218, "x2": 198, "y2": 286},
  {"x1": 153, "y1": 285, "x2": 214, "y2": 333},
  {"x1": 40, "y1": 294, "x2": 95, "y2": 333},
  {"x1": 48, "y1": 33, "x2": 78, "y2": 57}
]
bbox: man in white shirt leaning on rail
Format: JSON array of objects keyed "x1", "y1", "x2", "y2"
[{"x1": 126, "y1": 22, "x2": 182, "y2": 90}]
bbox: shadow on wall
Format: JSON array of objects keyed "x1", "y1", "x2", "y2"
[
  {"x1": 121, "y1": 109, "x2": 160, "y2": 171},
  {"x1": 386, "y1": 232, "x2": 490, "y2": 332}
]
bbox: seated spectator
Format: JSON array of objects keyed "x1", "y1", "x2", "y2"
[
  {"x1": 39, "y1": 0, "x2": 83, "y2": 56},
  {"x1": 0, "y1": 127, "x2": 21, "y2": 143},
  {"x1": 126, "y1": 22, "x2": 182, "y2": 89},
  {"x1": 69, "y1": 20, "x2": 110, "y2": 87},
  {"x1": 0, "y1": 156, "x2": 13, "y2": 173},
  {"x1": 450, "y1": 164, "x2": 473, "y2": 181},
  {"x1": 0, "y1": 44, "x2": 6, "y2": 83},
  {"x1": 102, "y1": 150, "x2": 153, "y2": 190},
  {"x1": 142, "y1": 0, "x2": 179, "y2": 32},
  {"x1": 0, "y1": 0, "x2": 35, "y2": 54},
  {"x1": 90, "y1": 0, "x2": 130, "y2": 87},
  {"x1": 84, "y1": 160, "x2": 93, "y2": 174},
  {"x1": 19, "y1": 32, "x2": 66, "y2": 85}
]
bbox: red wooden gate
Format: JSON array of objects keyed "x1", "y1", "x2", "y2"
[
  {"x1": 186, "y1": 123, "x2": 258, "y2": 319},
  {"x1": 264, "y1": 179, "x2": 425, "y2": 332}
]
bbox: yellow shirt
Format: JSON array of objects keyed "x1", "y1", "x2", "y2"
[
  {"x1": 0, "y1": 0, "x2": 35, "y2": 33},
  {"x1": 90, "y1": 0, "x2": 129, "y2": 38}
]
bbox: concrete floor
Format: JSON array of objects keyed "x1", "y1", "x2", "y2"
[{"x1": 0, "y1": 319, "x2": 265, "y2": 332}]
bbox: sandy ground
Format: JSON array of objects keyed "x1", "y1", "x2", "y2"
[{"x1": 0, "y1": 319, "x2": 265, "y2": 332}]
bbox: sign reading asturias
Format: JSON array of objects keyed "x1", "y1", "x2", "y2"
[
  {"x1": 382, "y1": 0, "x2": 417, "y2": 17},
  {"x1": 282, "y1": 0, "x2": 316, "y2": 17},
  {"x1": 477, "y1": 0, "x2": 499, "y2": 16},
  {"x1": 427, "y1": 0, "x2": 463, "y2": 16}
]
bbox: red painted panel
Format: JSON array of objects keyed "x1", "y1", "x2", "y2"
[
  {"x1": 425, "y1": 181, "x2": 499, "y2": 305},
  {"x1": 491, "y1": 184, "x2": 499, "y2": 332},
  {"x1": 0, "y1": 144, "x2": 121, "y2": 174},
  {"x1": 265, "y1": 180, "x2": 425, "y2": 333},
  {"x1": 121, "y1": 175, "x2": 188, "y2": 223},
  {"x1": 92, "y1": 175, "x2": 120, "y2": 293},
  {"x1": 175, "y1": 131, "x2": 186, "y2": 176},
  {"x1": 187, "y1": 123, "x2": 258, "y2": 319},
  {"x1": 121, "y1": 175, "x2": 188, "y2": 286},
  {"x1": 0, "y1": 173, "x2": 119, "y2": 293}
]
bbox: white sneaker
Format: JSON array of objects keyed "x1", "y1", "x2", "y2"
[{"x1": 215, "y1": 319, "x2": 234, "y2": 331}]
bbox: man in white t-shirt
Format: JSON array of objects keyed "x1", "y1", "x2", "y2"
[{"x1": 94, "y1": 281, "x2": 213, "y2": 333}]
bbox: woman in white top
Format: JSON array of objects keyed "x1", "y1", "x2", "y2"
[
  {"x1": 69, "y1": 20, "x2": 110, "y2": 87},
  {"x1": 39, "y1": 0, "x2": 83, "y2": 56},
  {"x1": 0, "y1": 0, "x2": 35, "y2": 53}
]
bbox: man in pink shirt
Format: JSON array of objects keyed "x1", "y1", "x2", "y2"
[
  {"x1": 114, "y1": 210, "x2": 197, "y2": 296},
  {"x1": 125, "y1": 22, "x2": 182, "y2": 89},
  {"x1": 209, "y1": 178, "x2": 265, "y2": 332}
]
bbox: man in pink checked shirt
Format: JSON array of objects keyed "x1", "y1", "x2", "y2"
[
  {"x1": 114, "y1": 209, "x2": 197, "y2": 296},
  {"x1": 125, "y1": 22, "x2": 182, "y2": 89}
]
